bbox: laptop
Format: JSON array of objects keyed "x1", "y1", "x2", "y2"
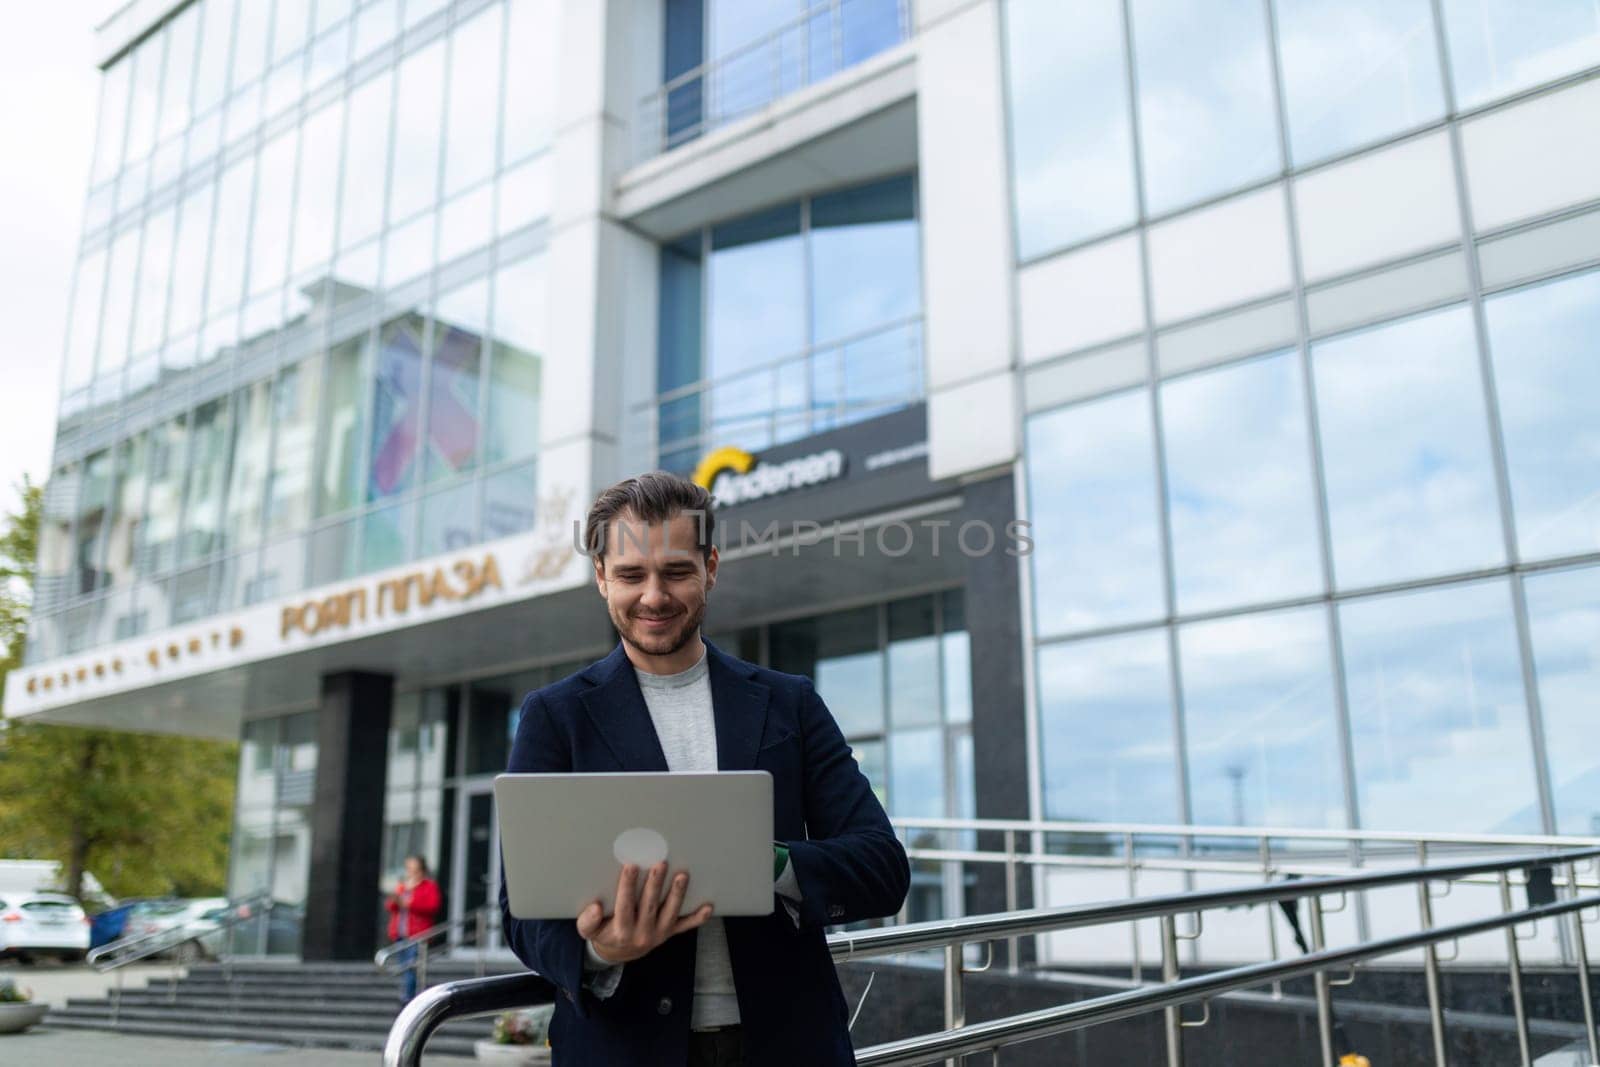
[{"x1": 495, "y1": 771, "x2": 776, "y2": 920}]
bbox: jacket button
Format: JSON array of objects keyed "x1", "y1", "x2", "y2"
[{"x1": 657, "y1": 997, "x2": 672, "y2": 1015}]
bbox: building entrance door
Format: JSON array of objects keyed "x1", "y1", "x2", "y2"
[{"x1": 450, "y1": 779, "x2": 508, "y2": 953}]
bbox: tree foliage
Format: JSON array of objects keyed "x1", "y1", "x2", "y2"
[{"x1": 0, "y1": 480, "x2": 238, "y2": 902}]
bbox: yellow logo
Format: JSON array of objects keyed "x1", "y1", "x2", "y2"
[{"x1": 692, "y1": 446, "x2": 755, "y2": 492}]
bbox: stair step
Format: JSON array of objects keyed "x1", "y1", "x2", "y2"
[
  {"x1": 49, "y1": 1003, "x2": 493, "y2": 1038},
  {"x1": 41, "y1": 1014, "x2": 481, "y2": 1057}
]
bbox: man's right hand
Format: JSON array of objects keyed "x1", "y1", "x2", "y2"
[{"x1": 577, "y1": 862, "x2": 713, "y2": 965}]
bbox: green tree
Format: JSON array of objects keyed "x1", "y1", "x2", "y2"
[{"x1": 0, "y1": 479, "x2": 238, "y2": 902}]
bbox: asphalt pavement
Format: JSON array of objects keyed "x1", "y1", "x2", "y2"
[{"x1": 0, "y1": 1028, "x2": 390, "y2": 1065}]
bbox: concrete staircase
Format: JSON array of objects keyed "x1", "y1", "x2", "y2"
[{"x1": 46, "y1": 958, "x2": 541, "y2": 1057}]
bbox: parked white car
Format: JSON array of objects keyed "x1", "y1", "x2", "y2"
[
  {"x1": 127, "y1": 897, "x2": 230, "y2": 959},
  {"x1": 0, "y1": 892, "x2": 90, "y2": 963}
]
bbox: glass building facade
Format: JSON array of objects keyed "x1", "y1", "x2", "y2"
[{"x1": 18, "y1": 0, "x2": 1600, "y2": 959}]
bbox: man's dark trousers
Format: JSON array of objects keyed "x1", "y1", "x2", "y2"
[{"x1": 499, "y1": 641, "x2": 910, "y2": 1066}]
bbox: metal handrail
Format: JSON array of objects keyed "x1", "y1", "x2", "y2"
[
  {"x1": 381, "y1": 845, "x2": 1600, "y2": 1066},
  {"x1": 375, "y1": 903, "x2": 502, "y2": 993}
]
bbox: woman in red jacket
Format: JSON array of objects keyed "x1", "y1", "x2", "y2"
[{"x1": 385, "y1": 855, "x2": 442, "y2": 1004}]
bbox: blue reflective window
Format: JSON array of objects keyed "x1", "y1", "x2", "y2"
[
  {"x1": 1341, "y1": 579, "x2": 1539, "y2": 833},
  {"x1": 810, "y1": 176, "x2": 918, "y2": 344},
  {"x1": 1026, "y1": 389, "x2": 1165, "y2": 636},
  {"x1": 1313, "y1": 307, "x2": 1504, "y2": 589},
  {"x1": 1129, "y1": 0, "x2": 1281, "y2": 215},
  {"x1": 709, "y1": 203, "x2": 804, "y2": 381},
  {"x1": 1525, "y1": 565, "x2": 1600, "y2": 836},
  {"x1": 1483, "y1": 269, "x2": 1600, "y2": 562},
  {"x1": 1004, "y1": 0, "x2": 1137, "y2": 258},
  {"x1": 1038, "y1": 630, "x2": 1179, "y2": 823},
  {"x1": 1272, "y1": 0, "x2": 1445, "y2": 164},
  {"x1": 1161, "y1": 352, "x2": 1323, "y2": 615},
  {"x1": 1179, "y1": 606, "x2": 1344, "y2": 828},
  {"x1": 1440, "y1": 0, "x2": 1600, "y2": 108}
]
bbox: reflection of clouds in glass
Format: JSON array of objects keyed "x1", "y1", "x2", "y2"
[
  {"x1": 1524, "y1": 565, "x2": 1600, "y2": 835},
  {"x1": 1130, "y1": 0, "x2": 1281, "y2": 215},
  {"x1": 1179, "y1": 607, "x2": 1344, "y2": 828},
  {"x1": 889, "y1": 727, "x2": 945, "y2": 818},
  {"x1": 1005, "y1": 0, "x2": 1138, "y2": 257},
  {"x1": 1162, "y1": 352, "x2": 1322, "y2": 614},
  {"x1": 1026, "y1": 389, "x2": 1165, "y2": 637},
  {"x1": 1484, "y1": 269, "x2": 1600, "y2": 561},
  {"x1": 1274, "y1": 0, "x2": 1444, "y2": 164},
  {"x1": 1340, "y1": 579, "x2": 1539, "y2": 832},
  {"x1": 1313, "y1": 306, "x2": 1504, "y2": 589},
  {"x1": 1441, "y1": 0, "x2": 1600, "y2": 108},
  {"x1": 709, "y1": 233, "x2": 805, "y2": 380},
  {"x1": 1039, "y1": 629, "x2": 1178, "y2": 823}
]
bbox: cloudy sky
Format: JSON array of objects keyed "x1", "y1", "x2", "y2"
[{"x1": 0, "y1": 7, "x2": 100, "y2": 518}]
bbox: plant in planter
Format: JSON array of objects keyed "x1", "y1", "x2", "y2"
[
  {"x1": 0, "y1": 978, "x2": 47, "y2": 1035},
  {"x1": 474, "y1": 1003, "x2": 554, "y2": 1064}
]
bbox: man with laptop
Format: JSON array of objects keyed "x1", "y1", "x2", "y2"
[{"x1": 498, "y1": 471, "x2": 911, "y2": 1066}]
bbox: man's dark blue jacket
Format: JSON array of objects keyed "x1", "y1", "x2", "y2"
[{"x1": 499, "y1": 640, "x2": 910, "y2": 1066}]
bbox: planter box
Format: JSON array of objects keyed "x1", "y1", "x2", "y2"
[
  {"x1": 0, "y1": 1002, "x2": 47, "y2": 1034},
  {"x1": 473, "y1": 1039, "x2": 551, "y2": 1064}
]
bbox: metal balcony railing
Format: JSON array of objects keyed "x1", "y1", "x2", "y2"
[{"x1": 381, "y1": 823, "x2": 1600, "y2": 1067}]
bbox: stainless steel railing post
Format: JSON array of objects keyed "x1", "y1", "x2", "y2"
[
  {"x1": 1414, "y1": 843, "x2": 1449, "y2": 1067},
  {"x1": 943, "y1": 940, "x2": 965, "y2": 1067},
  {"x1": 1498, "y1": 871, "x2": 1532, "y2": 1066},
  {"x1": 1160, "y1": 914, "x2": 1182, "y2": 1067},
  {"x1": 1127, "y1": 832, "x2": 1141, "y2": 984},
  {"x1": 1307, "y1": 895, "x2": 1335, "y2": 1067},
  {"x1": 1568, "y1": 862, "x2": 1599, "y2": 1064},
  {"x1": 1262, "y1": 835, "x2": 1283, "y2": 999},
  {"x1": 1003, "y1": 829, "x2": 1018, "y2": 975}
]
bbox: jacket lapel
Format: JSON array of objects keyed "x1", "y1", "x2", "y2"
[
  {"x1": 706, "y1": 640, "x2": 771, "y2": 772},
  {"x1": 577, "y1": 645, "x2": 669, "y2": 772}
]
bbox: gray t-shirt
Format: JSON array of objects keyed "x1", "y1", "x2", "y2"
[{"x1": 633, "y1": 649, "x2": 740, "y2": 1030}]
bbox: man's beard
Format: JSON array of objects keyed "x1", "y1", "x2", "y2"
[{"x1": 612, "y1": 597, "x2": 706, "y2": 659}]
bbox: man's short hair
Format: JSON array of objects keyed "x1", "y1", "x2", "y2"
[{"x1": 584, "y1": 471, "x2": 715, "y2": 563}]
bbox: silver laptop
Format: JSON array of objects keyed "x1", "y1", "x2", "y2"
[{"x1": 496, "y1": 771, "x2": 776, "y2": 920}]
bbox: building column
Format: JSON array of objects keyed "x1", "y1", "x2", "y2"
[
  {"x1": 301, "y1": 671, "x2": 394, "y2": 961},
  {"x1": 963, "y1": 473, "x2": 1034, "y2": 956}
]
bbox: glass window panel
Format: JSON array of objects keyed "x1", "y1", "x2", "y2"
[
  {"x1": 487, "y1": 256, "x2": 545, "y2": 465},
  {"x1": 186, "y1": 109, "x2": 222, "y2": 168},
  {"x1": 90, "y1": 60, "x2": 132, "y2": 186},
  {"x1": 1441, "y1": 0, "x2": 1600, "y2": 109},
  {"x1": 418, "y1": 479, "x2": 479, "y2": 557},
  {"x1": 1026, "y1": 390, "x2": 1165, "y2": 636},
  {"x1": 1341, "y1": 580, "x2": 1538, "y2": 833},
  {"x1": 1459, "y1": 75, "x2": 1600, "y2": 234},
  {"x1": 368, "y1": 313, "x2": 426, "y2": 500},
  {"x1": 249, "y1": 128, "x2": 298, "y2": 297},
  {"x1": 405, "y1": 0, "x2": 450, "y2": 30},
  {"x1": 1180, "y1": 606, "x2": 1344, "y2": 828},
  {"x1": 125, "y1": 32, "x2": 167, "y2": 165},
  {"x1": 309, "y1": 515, "x2": 362, "y2": 585},
  {"x1": 231, "y1": 0, "x2": 273, "y2": 89},
  {"x1": 75, "y1": 450, "x2": 114, "y2": 594},
  {"x1": 1483, "y1": 269, "x2": 1600, "y2": 561},
  {"x1": 709, "y1": 204, "x2": 804, "y2": 379},
  {"x1": 158, "y1": 5, "x2": 201, "y2": 141},
  {"x1": 266, "y1": 358, "x2": 319, "y2": 537},
  {"x1": 853, "y1": 739, "x2": 887, "y2": 809},
  {"x1": 354, "y1": 0, "x2": 399, "y2": 59},
  {"x1": 362, "y1": 499, "x2": 412, "y2": 572},
  {"x1": 308, "y1": 21, "x2": 351, "y2": 91},
  {"x1": 63, "y1": 248, "x2": 108, "y2": 391},
  {"x1": 132, "y1": 207, "x2": 176, "y2": 357},
  {"x1": 318, "y1": 0, "x2": 354, "y2": 33},
  {"x1": 887, "y1": 596, "x2": 939, "y2": 729},
  {"x1": 888, "y1": 727, "x2": 944, "y2": 818},
  {"x1": 443, "y1": 6, "x2": 503, "y2": 196},
  {"x1": 707, "y1": 371, "x2": 774, "y2": 452},
  {"x1": 168, "y1": 183, "x2": 216, "y2": 341},
  {"x1": 809, "y1": 175, "x2": 919, "y2": 345},
  {"x1": 482, "y1": 459, "x2": 538, "y2": 539},
  {"x1": 390, "y1": 38, "x2": 446, "y2": 222},
  {"x1": 1273, "y1": 0, "x2": 1444, "y2": 165},
  {"x1": 437, "y1": 184, "x2": 494, "y2": 264},
  {"x1": 224, "y1": 379, "x2": 274, "y2": 551},
  {"x1": 426, "y1": 280, "x2": 488, "y2": 482},
  {"x1": 496, "y1": 155, "x2": 551, "y2": 235},
  {"x1": 319, "y1": 333, "x2": 371, "y2": 515},
  {"x1": 105, "y1": 433, "x2": 149, "y2": 589},
  {"x1": 1129, "y1": 0, "x2": 1281, "y2": 215},
  {"x1": 193, "y1": 0, "x2": 236, "y2": 118},
  {"x1": 1038, "y1": 629, "x2": 1178, "y2": 822},
  {"x1": 272, "y1": 0, "x2": 314, "y2": 63},
  {"x1": 1313, "y1": 306, "x2": 1504, "y2": 588},
  {"x1": 181, "y1": 397, "x2": 235, "y2": 563},
  {"x1": 334, "y1": 237, "x2": 382, "y2": 300},
  {"x1": 836, "y1": 319, "x2": 921, "y2": 426},
  {"x1": 290, "y1": 100, "x2": 341, "y2": 278},
  {"x1": 209, "y1": 153, "x2": 257, "y2": 317},
  {"x1": 1161, "y1": 352, "x2": 1322, "y2": 614},
  {"x1": 1004, "y1": 0, "x2": 1136, "y2": 258},
  {"x1": 502, "y1": 0, "x2": 557, "y2": 165},
  {"x1": 339, "y1": 71, "x2": 393, "y2": 250},
  {"x1": 658, "y1": 235, "x2": 704, "y2": 394},
  {"x1": 1525, "y1": 565, "x2": 1600, "y2": 835},
  {"x1": 98, "y1": 226, "x2": 141, "y2": 376},
  {"x1": 142, "y1": 415, "x2": 189, "y2": 574},
  {"x1": 383, "y1": 210, "x2": 435, "y2": 286},
  {"x1": 770, "y1": 605, "x2": 884, "y2": 738},
  {"x1": 941, "y1": 590, "x2": 971, "y2": 727}
]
